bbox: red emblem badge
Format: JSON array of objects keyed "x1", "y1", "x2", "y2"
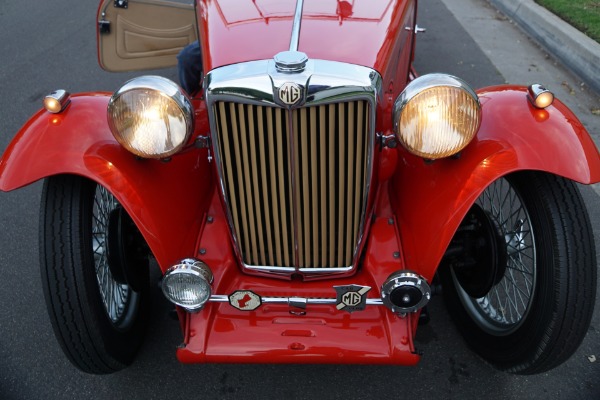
[{"x1": 229, "y1": 290, "x2": 262, "y2": 311}]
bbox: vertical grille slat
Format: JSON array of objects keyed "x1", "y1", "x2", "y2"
[
  {"x1": 293, "y1": 109, "x2": 303, "y2": 267},
  {"x1": 237, "y1": 104, "x2": 259, "y2": 265},
  {"x1": 319, "y1": 105, "x2": 328, "y2": 268},
  {"x1": 337, "y1": 103, "x2": 346, "y2": 266},
  {"x1": 346, "y1": 102, "x2": 355, "y2": 266},
  {"x1": 214, "y1": 100, "x2": 371, "y2": 272},
  {"x1": 247, "y1": 105, "x2": 266, "y2": 265},
  {"x1": 277, "y1": 108, "x2": 294, "y2": 267},
  {"x1": 354, "y1": 102, "x2": 367, "y2": 252},
  {"x1": 327, "y1": 103, "x2": 336, "y2": 268},
  {"x1": 255, "y1": 106, "x2": 274, "y2": 265},
  {"x1": 218, "y1": 103, "x2": 245, "y2": 260},
  {"x1": 309, "y1": 106, "x2": 319, "y2": 267},
  {"x1": 264, "y1": 107, "x2": 282, "y2": 265}
]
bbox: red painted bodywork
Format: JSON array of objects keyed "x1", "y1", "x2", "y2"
[
  {"x1": 200, "y1": 0, "x2": 416, "y2": 120},
  {"x1": 392, "y1": 86, "x2": 600, "y2": 282},
  {"x1": 177, "y1": 190, "x2": 420, "y2": 364},
  {"x1": 0, "y1": 95, "x2": 213, "y2": 270},
  {"x1": 1, "y1": 0, "x2": 600, "y2": 365},
  {"x1": 200, "y1": 0, "x2": 413, "y2": 72}
]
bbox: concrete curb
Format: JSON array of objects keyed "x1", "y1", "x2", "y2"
[{"x1": 489, "y1": 0, "x2": 600, "y2": 95}]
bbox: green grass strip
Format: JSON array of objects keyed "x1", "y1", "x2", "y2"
[{"x1": 535, "y1": 0, "x2": 600, "y2": 42}]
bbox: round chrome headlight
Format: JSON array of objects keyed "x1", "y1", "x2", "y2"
[
  {"x1": 107, "y1": 76, "x2": 194, "y2": 159},
  {"x1": 393, "y1": 74, "x2": 481, "y2": 159},
  {"x1": 162, "y1": 259, "x2": 213, "y2": 312}
]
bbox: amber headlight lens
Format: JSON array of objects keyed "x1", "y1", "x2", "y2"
[
  {"x1": 393, "y1": 74, "x2": 481, "y2": 159},
  {"x1": 107, "y1": 76, "x2": 193, "y2": 159}
]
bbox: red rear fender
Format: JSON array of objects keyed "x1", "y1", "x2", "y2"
[{"x1": 0, "y1": 94, "x2": 214, "y2": 270}]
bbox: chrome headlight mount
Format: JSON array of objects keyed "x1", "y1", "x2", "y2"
[
  {"x1": 393, "y1": 73, "x2": 481, "y2": 160},
  {"x1": 107, "y1": 76, "x2": 194, "y2": 159}
]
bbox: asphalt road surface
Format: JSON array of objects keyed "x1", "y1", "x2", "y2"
[{"x1": 1, "y1": 0, "x2": 599, "y2": 399}]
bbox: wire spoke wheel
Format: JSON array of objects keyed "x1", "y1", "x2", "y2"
[
  {"x1": 92, "y1": 185, "x2": 136, "y2": 329},
  {"x1": 440, "y1": 172, "x2": 596, "y2": 374},
  {"x1": 453, "y1": 177, "x2": 536, "y2": 335}
]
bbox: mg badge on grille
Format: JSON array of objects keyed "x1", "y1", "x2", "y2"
[
  {"x1": 229, "y1": 290, "x2": 262, "y2": 311},
  {"x1": 278, "y1": 82, "x2": 302, "y2": 105},
  {"x1": 334, "y1": 285, "x2": 371, "y2": 313}
]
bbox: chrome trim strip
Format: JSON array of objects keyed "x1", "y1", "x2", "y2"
[
  {"x1": 209, "y1": 294, "x2": 384, "y2": 306},
  {"x1": 244, "y1": 265, "x2": 296, "y2": 274},
  {"x1": 298, "y1": 266, "x2": 353, "y2": 273},
  {"x1": 289, "y1": 0, "x2": 305, "y2": 51},
  {"x1": 242, "y1": 263, "x2": 353, "y2": 278},
  {"x1": 287, "y1": 98, "x2": 300, "y2": 269}
]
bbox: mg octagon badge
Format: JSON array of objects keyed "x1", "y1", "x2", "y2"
[
  {"x1": 334, "y1": 285, "x2": 371, "y2": 313},
  {"x1": 278, "y1": 82, "x2": 302, "y2": 106}
]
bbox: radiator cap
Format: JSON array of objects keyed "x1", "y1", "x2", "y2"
[{"x1": 274, "y1": 51, "x2": 308, "y2": 73}]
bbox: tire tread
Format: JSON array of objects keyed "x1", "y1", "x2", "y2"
[
  {"x1": 441, "y1": 172, "x2": 596, "y2": 374},
  {"x1": 40, "y1": 175, "x2": 141, "y2": 374}
]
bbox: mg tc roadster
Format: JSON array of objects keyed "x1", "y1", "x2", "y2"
[{"x1": 1, "y1": 0, "x2": 599, "y2": 375}]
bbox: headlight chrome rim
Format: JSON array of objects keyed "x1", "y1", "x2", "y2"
[
  {"x1": 393, "y1": 73, "x2": 481, "y2": 160},
  {"x1": 162, "y1": 258, "x2": 214, "y2": 312},
  {"x1": 107, "y1": 75, "x2": 194, "y2": 159}
]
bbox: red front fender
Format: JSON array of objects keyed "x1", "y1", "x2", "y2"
[
  {"x1": 391, "y1": 85, "x2": 600, "y2": 281},
  {"x1": 0, "y1": 93, "x2": 214, "y2": 271}
]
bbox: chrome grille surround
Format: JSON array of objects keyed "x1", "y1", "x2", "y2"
[{"x1": 205, "y1": 59, "x2": 382, "y2": 279}]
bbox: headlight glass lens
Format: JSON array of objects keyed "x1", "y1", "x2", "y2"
[
  {"x1": 108, "y1": 76, "x2": 193, "y2": 159},
  {"x1": 162, "y1": 259, "x2": 213, "y2": 311},
  {"x1": 163, "y1": 273, "x2": 211, "y2": 308},
  {"x1": 394, "y1": 74, "x2": 481, "y2": 159}
]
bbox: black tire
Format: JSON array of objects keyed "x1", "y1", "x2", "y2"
[
  {"x1": 40, "y1": 175, "x2": 149, "y2": 374},
  {"x1": 440, "y1": 171, "x2": 596, "y2": 374}
]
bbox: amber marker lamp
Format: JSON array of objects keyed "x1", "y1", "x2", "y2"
[
  {"x1": 527, "y1": 83, "x2": 554, "y2": 109},
  {"x1": 43, "y1": 89, "x2": 71, "y2": 114}
]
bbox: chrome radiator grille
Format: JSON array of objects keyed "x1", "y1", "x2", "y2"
[{"x1": 213, "y1": 100, "x2": 371, "y2": 271}]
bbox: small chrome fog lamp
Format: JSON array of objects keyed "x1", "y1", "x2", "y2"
[
  {"x1": 107, "y1": 76, "x2": 194, "y2": 159},
  {"x1": 381, "y1": 270, "x2": 431, "y2": 314},
  {"x1": 162, "y1": 259, "x2": 214, "y2": 312},
  {"x1": 43, "y1": 90, "x2": 71, "y2": 113},
  {"x1": 527, "y1": 84, "x2": 554, "y2": 109}
]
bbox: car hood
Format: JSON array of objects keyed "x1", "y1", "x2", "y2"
[{"x1": 199, "y1": 0, "x2": 412, "y2": 74}]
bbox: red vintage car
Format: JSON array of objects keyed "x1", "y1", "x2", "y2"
[{"x1": 0, "y1": 0, "x2": 599, "y2": 375}]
